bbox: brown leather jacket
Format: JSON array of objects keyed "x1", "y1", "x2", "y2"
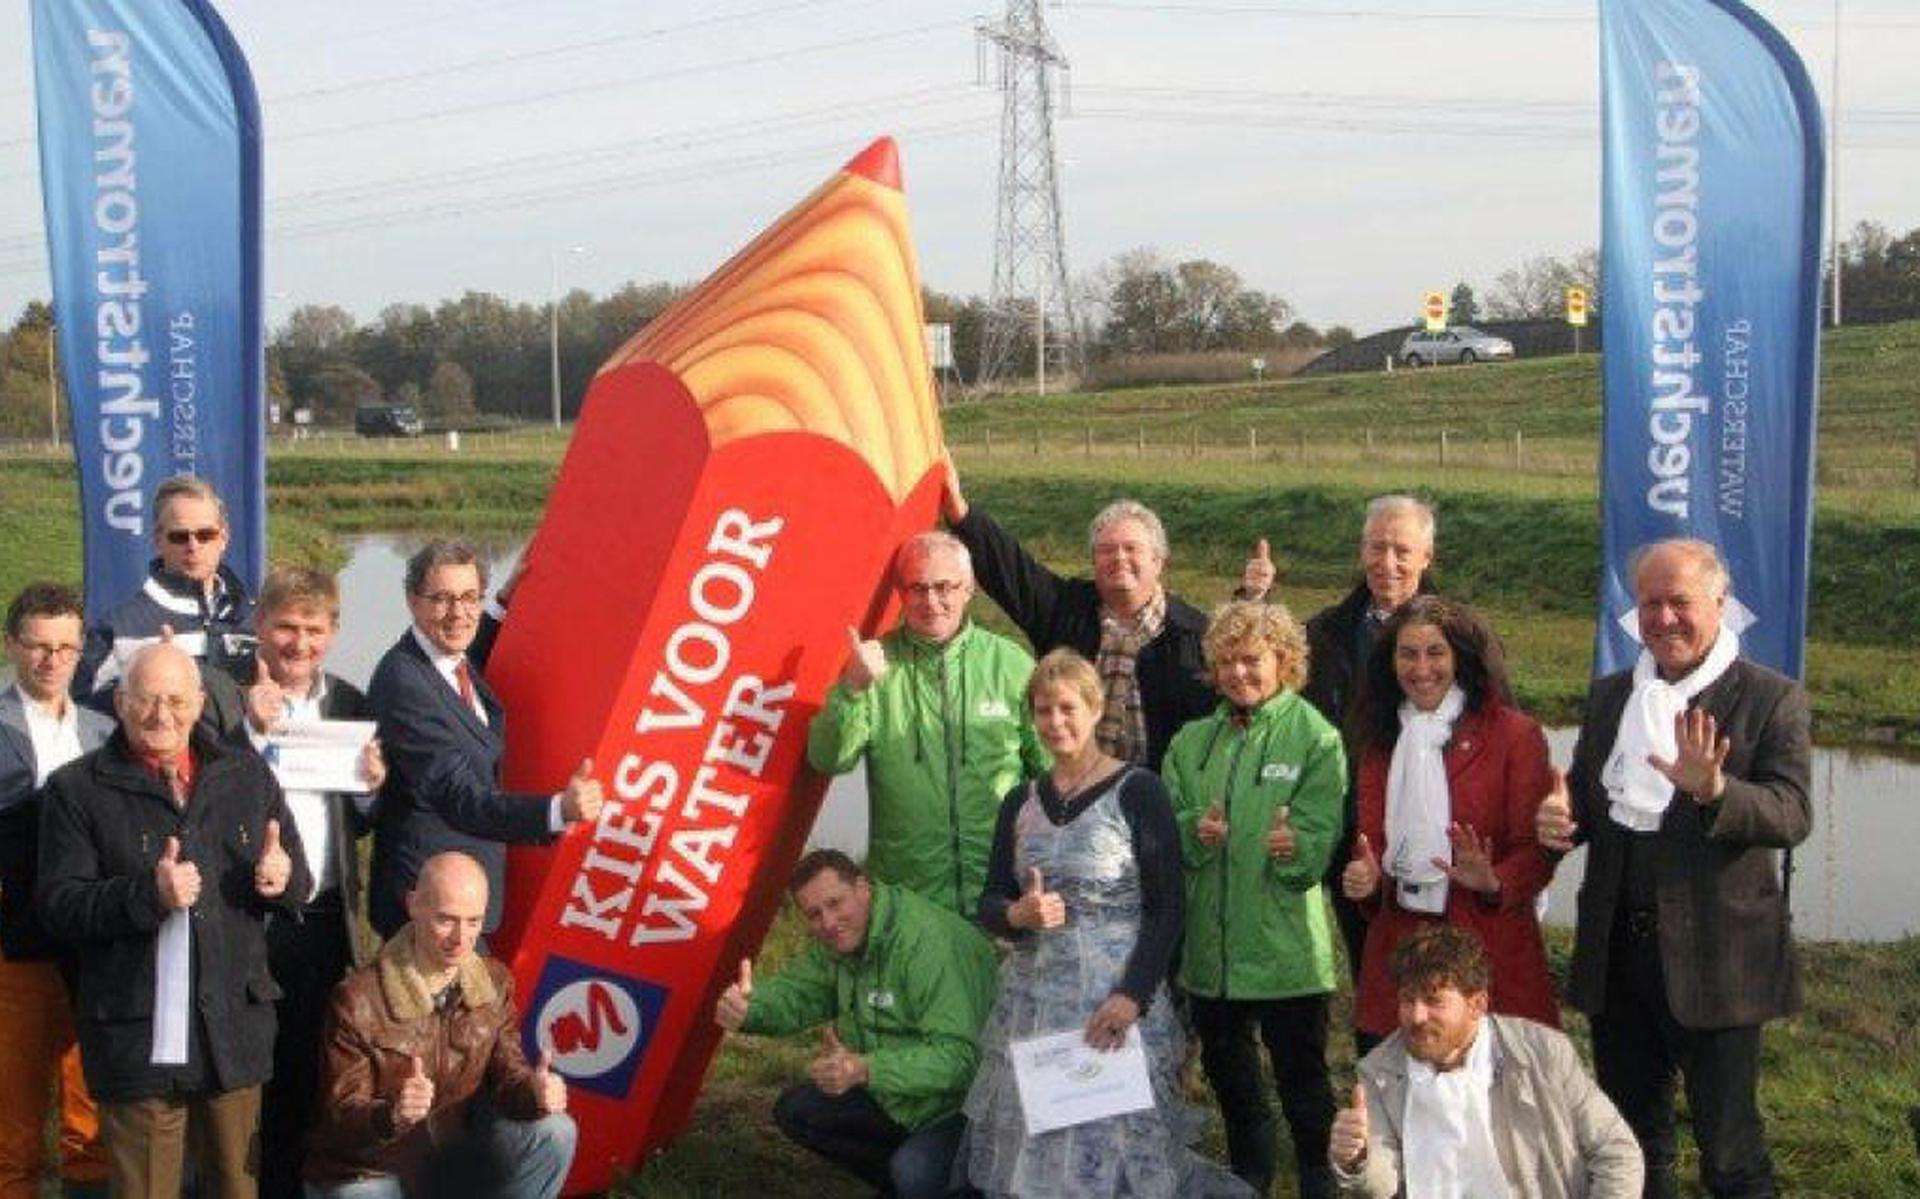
[{"x1": 305, "y1": 925, "x2": 542, "y2": 1184}]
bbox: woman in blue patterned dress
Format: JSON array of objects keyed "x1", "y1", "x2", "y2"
[{"x1": 963, "y1": 648, "x2": 1249, "y2": 1197}]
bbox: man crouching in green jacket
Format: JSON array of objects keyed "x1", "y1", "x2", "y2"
[{"x1": 715, "y1": 850, "x2": 999, "y2": 1198}]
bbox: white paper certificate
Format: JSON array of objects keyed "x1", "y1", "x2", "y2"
[
  {"x1": 264, "y1": 720, "x2": 377, "y2": 793},
  {"x1": 1010, "y1": 1026, "x2": 1155, "y2": 1136}
]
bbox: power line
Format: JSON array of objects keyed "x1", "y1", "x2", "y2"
[
  {"x1": 0, "y1": 84, "x2": 987, "y2": 254},
  {"x1": 264, "y1": 18, "x2": 971, "y2": 145},
  {"x1": 0, "y1": 8, "x2": 959, "y2": 154},
  {"x1": 0, "y1": 117, "x2": 997, "y2": 280},
  {"x1": 264, "y1": 0, "x2": 884, "y2": 103}
]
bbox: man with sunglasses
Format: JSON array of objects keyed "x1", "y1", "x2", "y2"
[
  {"x1": 807, "y1": 533, "x2": 1045, "y2": 916},
  {"x1": 366, "y1": 540, "x2": 603, "y2": 943},
  {"x1": 72, "y1": 475, "x2": 257, "y2": 702}
]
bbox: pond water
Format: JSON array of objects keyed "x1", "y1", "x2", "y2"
[{"x1": 318, "y1": 535, "x2": 1919, "y2": 943}]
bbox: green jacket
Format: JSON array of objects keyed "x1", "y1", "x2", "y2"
[
  {"x1": 741, "y1": 882, "x2": 1001, "y2": 1129},
  {"x1": 807, "y1": 620, "x2": 1046, "y2": 915},
  {"x1": 1163, "y1": 691, "x2": 1348, "y2": 1000}
]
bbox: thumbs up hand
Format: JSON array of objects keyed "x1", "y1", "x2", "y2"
[
  {"x1": 939, "y1": 451, "x2": 969, "y2": 525},
  {"x1": 395, "y1": 1055, "x2": 435, "y2": 1129},
  {"x1": 1342, "y1": 833, "x2": 1382, "y2": 901},
  {"x1": 532, "y1": 1049, "x2": 568, "y2": 1115},
  {"x1": 1239, "y1": 537, "x2": 1276, "y2": 601},
  {"x1": 253, "y1": 818, "x2": 292, "y2": 898},
  {"x1": 1010, "y1": 867, "x2": 1066, "y2": 931},
  {"x1": 810, "y1": 1025, "x2": 868, "y2": 1096},
  {"x1": 1265, "y1": 804, "x2": 1297, "y2": 862},
  {"x1": 1330, "y1": 1081, "x2": 1370, "y2": 1170},
  {"x1": 1196, "y1": 803, "x2": 1228, "y2": 848},
  {"x1": 155, "y1": 836, "x2": 200, "y2": 910},
  {"x1": 244, "y1": 656, "x2": 286, "y2": 735},
  {"x1": 716, "y1": 958, "x2": 754, "y2": 1031},
  {"x1": 840, "y1": 626, "x2": 889, "y2": 693},
  {"x1": 1536, "y1": 769, "x2": 1578, "y2": 853},
  {"x1": 560, "y1": 759, "x2": 603, "y2": 823}
]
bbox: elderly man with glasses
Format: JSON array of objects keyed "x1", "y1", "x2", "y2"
[
  {"x1": 37, "y1": 642, "x2": 309, "y2": 1197},
  {"x1": 365, "y1": 540, "x2": 603, "y2": 942},
  {"x1": 807, "y1": 532, "x2": 1046, "y2": 916}
]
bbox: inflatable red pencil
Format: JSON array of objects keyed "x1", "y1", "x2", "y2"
[{"x1": 479, "y1": 138, "x2": 946, "y2": 1191}]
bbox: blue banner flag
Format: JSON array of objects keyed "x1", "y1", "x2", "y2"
[
  {"x1": 31, "y1": 0, "x2": 265, "y2": 618},
  {"x1": 1597, "y1": 0, "x2": 1824, "y2": 679}
]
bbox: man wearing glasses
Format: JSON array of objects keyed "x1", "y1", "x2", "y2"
[
  {"x1": 366, "y1": 540, "x2": 604, "y2": 942},
  {"x1": 73, "y1": 475, "x2": 256, "y2": 700},
  {"x1": 0, "y1": 583, "x2": 112, "y2": 1194},
  {"x1": 807, "y1": 532, "x2": 1045, "y2": 916}
]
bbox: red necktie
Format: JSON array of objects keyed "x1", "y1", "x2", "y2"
[{"x1": 454, "y1": 660, "x2": 477, "y2": 709}]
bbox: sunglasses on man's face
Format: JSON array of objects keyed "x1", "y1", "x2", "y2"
[{"x1": 163, "y1": 527, "x2": 223, "y2": 546}]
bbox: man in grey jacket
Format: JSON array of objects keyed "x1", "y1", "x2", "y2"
[{"x1": 1331, "y1": 926, "x2": 1642, "y2": 1198}]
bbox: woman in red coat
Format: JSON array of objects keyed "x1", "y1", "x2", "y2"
[{"x1": 1340, "y1": 596, "x2": 1560, "y2": 1047}]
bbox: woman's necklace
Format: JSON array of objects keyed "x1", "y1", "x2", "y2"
[{"x1": 1051, "y1": 750, "x2": 1111, "y2": 804}]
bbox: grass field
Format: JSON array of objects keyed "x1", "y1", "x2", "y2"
[
  {"x1": 624, "y1": 917, "x2": 1920, "y2": 1198},
  {"x1": 1, "y1": 333, "x2": 1915, "y2": 1195}
]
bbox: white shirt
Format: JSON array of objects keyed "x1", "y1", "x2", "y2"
[
  {"x1": 411, "y1": 626, "x2": 488, "y2": 725},
  {"x1": 18, "y1": 684, "x2": 84, "y2": 786},
  {"x1": 250, "y1": 675, "x2": 339, "y2": 898},
  {"x1": 407, "y1": 626, "x2": 567, "y2": 834}
]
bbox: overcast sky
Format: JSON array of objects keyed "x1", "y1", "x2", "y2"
[{"x1": 1, "y1": 0, "x2": 1916, "y2": 335}]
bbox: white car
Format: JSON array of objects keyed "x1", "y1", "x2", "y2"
[{"x1": 1399, "y1": 326, "x2": 1515, "y2": 366}]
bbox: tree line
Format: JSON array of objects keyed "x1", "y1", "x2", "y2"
[{"x1": 7, "y1": 227, "x2": 1916, "y2": 435}]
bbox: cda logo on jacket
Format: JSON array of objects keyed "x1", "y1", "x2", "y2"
[{"x1": 526, "y1": 955, "x2": 668, "y2": 1099}]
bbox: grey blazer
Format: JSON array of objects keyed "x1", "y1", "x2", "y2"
[
  {"x1": 0, "y1": 686, "x2": 114, "y2": 957},
  {"x1": 1338, "y1": 1015, "x2": 1644, "y2": 1199},
  {"x1": 1563, "y1": 656, "x2": 1812, "y2": 1029}
]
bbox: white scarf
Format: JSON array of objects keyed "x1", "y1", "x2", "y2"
[
  {"x1": 1385, "y1": 686, "x2": 1465, "y2": 915},
  {"x1": 1402, "y1": 1020, "x2": 1509, "y2": 1198},
  {"x1": 1605, "y1": 629, "x2": 1740, "y2": 832}
]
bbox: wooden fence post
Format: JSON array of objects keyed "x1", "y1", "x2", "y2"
[
  {"x1": 1439, "y1": 429, "x2": 1449, "y2": 467},
  {"x1": 1248, "y1": 426, "x2": 1258, "y2": 463}
]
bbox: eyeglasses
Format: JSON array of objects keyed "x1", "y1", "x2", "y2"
[
  {"x1": 418, "y1": 591, "x2": 484, "y2": 612},
  {"x1": 124, "y1": 692, "x2": 197, "y2": 717},
  {"x1": 900, "y1": 580, "x2": 967, "y2": 601},
  {"x1": 12, "y1": 640, "x2": 80, "y2": 662},
  {"x1": 163, "y1": 527, "x2": 223, "y2": 546}
]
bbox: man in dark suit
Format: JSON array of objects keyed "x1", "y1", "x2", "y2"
[
  {"x1": 367, "y1": 540, "x2": 602, "y2": 941},
  {"x1": 0, "y1": 583, "x2": 112, "y2": 1195},
  {"x1": 232, "y1": 567, "x2": 388, "y2": 1199},
  {"x1": 1538, "y1": 539, "x2": 1811, "y2": 1199}
]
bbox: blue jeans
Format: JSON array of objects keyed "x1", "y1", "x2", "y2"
[
  {"x1": 772, "y1": 1083, "x2": 963, "y2": 1198},
  {"x1": 305, "y1": 1106, "x2": 576, "y2": 1199}
]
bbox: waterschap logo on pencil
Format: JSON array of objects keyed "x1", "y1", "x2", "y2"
[{"x1": 526, "y1": 956, "x2": 666, "y2": 1099}]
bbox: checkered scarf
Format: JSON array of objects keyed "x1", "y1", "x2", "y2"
[{"x1": 1094, "y1": 588, "x2": 1166, "y2": 764}]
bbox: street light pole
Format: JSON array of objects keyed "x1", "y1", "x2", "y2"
[
  {"x1": 550, "y1": 245, "x2": 585, "y2": 429},
  {"x1": 46, "y1": 323, "x2": 59, "y2": 449},
  {"x1": 1829, "y1": 0, "x2": 1842, "y2": 327}
]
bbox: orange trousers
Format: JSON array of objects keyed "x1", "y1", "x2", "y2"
[{"x1": 0, "y1": 946, "x2": 105, "y2": 1197}]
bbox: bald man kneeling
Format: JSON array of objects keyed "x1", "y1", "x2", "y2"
[{"x1": 304, "y1": 852, "x2": 575, "y2": 1198}]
